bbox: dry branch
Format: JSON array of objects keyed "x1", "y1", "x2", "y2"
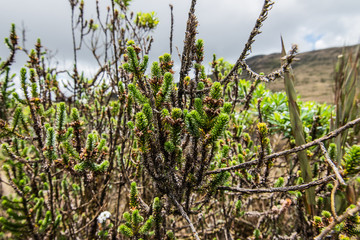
[
  {"x1": 207, "y1": 117, "x2": 360, "y2": 175},
  {"x1": 221, "y1": 0, "x2": 274, "y2": 85},
  {"x1": 218, "y1": 174, "x2": 335, "y2": 194},
  {"x1": 314, "y1": 200, "x2": 360, "y2": 240},
  {"x1": 319, "y1": 142, "x2": 346, "y2": 185},
  {"x1": 169, "y1": 194, "x2": 200, "y2": 240}
]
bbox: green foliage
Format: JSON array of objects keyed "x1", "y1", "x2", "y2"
[
  {"x1": 128, "y1": 83, "x2": 147, "y2": 105},
  {"x1": 3, "y1": 23, "x2": 17, "y2": 52},
  {"x1": 142, "y1": 103, "x2": 153, "y2": 123},
  {"x1": 210, "y1": 114, "x2": 229, "y2": 142},
  {"x1": 134, "y1": 111, "x2": 151, "y2": 151},
  {"x1": 210, "y1": 82, "x2": 222, "y2": 100},
  {"x1": 56, "y1": 102, "x2": 67, "y2": 141},
  {"x1": 166, "y1": 230, "x2": 176, "y2": 240},
  {"x1": 119, "y1": 182, "x2": 159, "y2": 239},
  {"x1": 114, "y1": 0, "x2": 131, "y2": 7},
  {"x1": 73, "y1": 131, "x2": 109, "y2": 172},
  {"x1": 341, "y1": 205, "x2": 360, "y2": 237},
  {"x1": 152, "y1": 197, "x2": 162, "y2": 237},
  {"x1": 0, "y1": 67, "x2": 15, "y2": 120},
  {"x1": 134, "y1": 11, "x2": 159, "y2": 30},
  {"x1": 333, "y1": 47, "x2": 360, "y2": 163},
  {"x1": 150, "y1": 61, "x2": 162, "y2": 93},
  {"x1": 156, "y1": 72, "x2": 173, "y2": 106},
  {"x1": 45, "y1": 127, "x2": 57, "y2": 161},
  {"x1": 235, "y1": 199, "x2": 244, "y2": 217},
  {"x1": 159, "y1": 53, "x2": 173, "y2": 74},
  {"x1": 274, "y1": 177, "x2": 285, "y2": 187},
  {"x1": 130, "y1": 181, "x2": 139, "y2": 209},
  {"x1": 253, "y1": 229, "x2": 262, "y2": 240},
  {"x1": 119, "y1": 224, "x2": 133, "y2": 237},
  {"x1": 185, "y1": 110, "x2": 201, "y2": 138},
  {"x1": 123, "y1": 45, "x2": 149, "y2": 79},
  {"x1": 321, "y1": 210, "x2": 332, "y2": 218},
  {"x1": 313, "y1": 215, "x2": 322, "y2": 224},
  {"x1": 195, "y1": 39, "x2": 204, "y2": 63},
  {"x1": 328, "y1": 143, "x2": 337, "y2": 160},
  {"x1": 252, "y1": 87, "x2": 334, "y2": 140},
  {"x1": 210, "y1": 55, "x2": 240, "y2": 78},
  {"x1": 139, "y1": 216, "x2": 153, "y2": 234},
  {"x1": 342, "y1": 145, "x2": 360, "y2": 176},
  {"x1": 209, "y1": 164, "x2": 231, "y2": 193},
  {"x1": 71, "y1": 107, "x2": 80, "y2": 121},
  {"x1": 151, "y1": 61, "x2": 161, "y2": 79},
  {"x1": 168, "y1": 108, "x2": 183, "y2": 149},
  {"x1": 222, "y1": 102, "x2": 232, "y2": 114}
]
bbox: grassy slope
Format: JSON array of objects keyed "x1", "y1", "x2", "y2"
[{"x1": 246, "y1": 45, "x2": 359, "y2": 103}]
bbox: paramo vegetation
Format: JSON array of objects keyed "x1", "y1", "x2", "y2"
[{"x1": 1, "y1": 0, "x2": 360, "y2": 239}]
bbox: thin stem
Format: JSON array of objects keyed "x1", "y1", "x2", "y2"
[
  {"x1": 331, "y1": 180, "x2": 339, "y2": 220},
  {"x1": 218, "y1": 174, "x2": 335, "y2": 194},
  {"x1": 319, "y1": 142, "x2": 346, "y2": 185},
  {"x1": 177, "y1": 0, "x2": 197, "y2": 108},
  {"x1": 169, "y1": 4, "x2": 174, "y2": 55},
  {"x1": 110, "y1": 0, "x2": 119, "y2": 84},
  {"x1": 314, "y1": 200, "x2": 360, "y2": 240},
  {"x1": 169, "y1": 193, "x2": 200, "y2": 240},
  {"x1": 69, "y1": 0, "x2": 78, "y2": 98},
  {"x1": 220, "y1": 0, "x2": 274, "y2": 85}
]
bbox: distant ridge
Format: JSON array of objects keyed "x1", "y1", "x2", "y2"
[{"x1": 245, "y1": 44, "x2": 359, "y2": 103}]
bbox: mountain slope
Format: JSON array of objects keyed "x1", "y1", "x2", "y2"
[{"x1": 245, "y1": 45, "x2": 359, "y2": 103}]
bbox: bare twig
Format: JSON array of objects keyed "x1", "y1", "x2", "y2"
[
  {"x1": 184, "y1": 43, "x2": 298, "y2": 96},
  {"x1": 169, "y1": 194, "x2": 200, "y2": 240},
  {"x1": 314, "y1": 200, "x2": 360, "y2": 240},
  {"x1": 218, "y1": 174, "x2": 335, "y2": 194},
  {"x1": 177, "y1": 0, "x2": 197, "y2": 108},
  {"x1": 221, "y1": 0, "x2": 274, "y2": 85},
  {"x1": 330, "y1": 180, "x2": 339, "y2": 220},
  {"x1": 138, "y1": 193, "x2": 151, "y2": 214},
  {"x1": 236, "y1": 45, "x2": 298, "y2": 83},
  {"x1": 319, "y1": 142, "x2": 346, "y2": 185},
  {"x1": 169, "y1": 4, "x2": 174, "y2": 55},
  {"x1": 74, "y1": 205, "x2": 105, "y2": 234}
]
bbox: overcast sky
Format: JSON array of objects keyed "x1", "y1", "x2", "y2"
[{"x1": 0, "y1": 0, "x2": 359, "y2": 76}]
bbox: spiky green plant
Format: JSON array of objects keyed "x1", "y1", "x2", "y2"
[
  {"x1": 119, "y1": 182, "x2": 158, "y2": 239},
  {"x1": 281, "y1": 37, "x2": 315, "y2": 213}
]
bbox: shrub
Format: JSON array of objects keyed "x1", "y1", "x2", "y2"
[{"x1": 0, "y1": 0, "x2": 360, "y2": 239}]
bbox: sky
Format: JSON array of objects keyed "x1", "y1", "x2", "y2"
[{"x1": 0, "y1": 0, "x2": 359, "y2": 77}]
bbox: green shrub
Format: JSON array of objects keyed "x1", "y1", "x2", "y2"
[{"x1": 0, "y1": 0, "x2": 359, "y2": 239}]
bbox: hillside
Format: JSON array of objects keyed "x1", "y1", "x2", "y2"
[{"x1": 245, "y1": 45, "x2": 359, "y2": 103}]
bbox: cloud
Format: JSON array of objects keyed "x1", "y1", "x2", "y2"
[{"x1": 0, "y1": 0, "x2": 359, "y2": 76}]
